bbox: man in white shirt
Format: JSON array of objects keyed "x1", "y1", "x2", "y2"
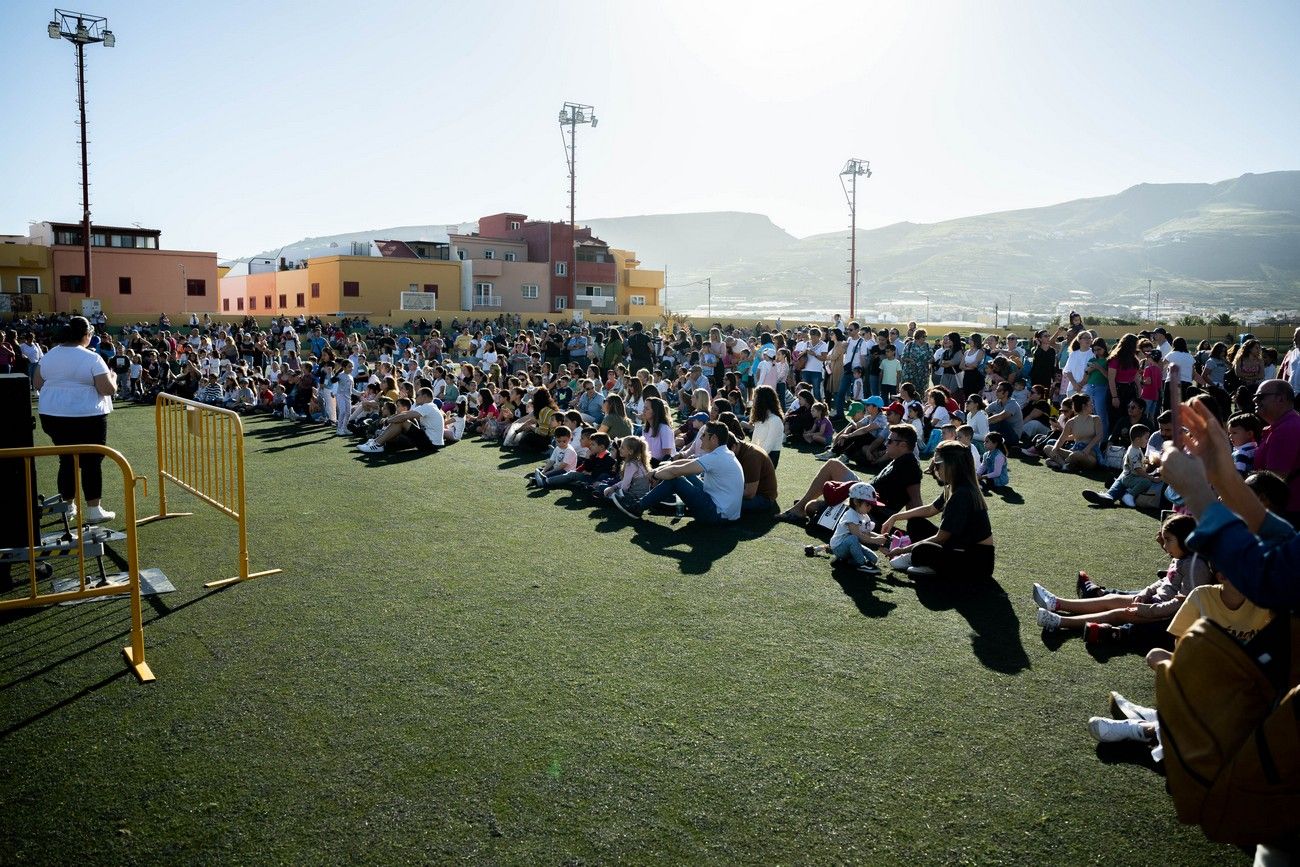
[
  {"x1": 357, "y1": 387, "x2": 444, "y2": 454},
  {"x1": 613, "y1": 421, "x2": 744, "y2": 523},
  {"x1": 800, "y1": 327, "x2": 830, "y2": 402},
  {"x1": 834, "y1": 321, "x2": 869, "y2": 418},
  {"x1": 1280, "y1": 326, "x2": 1300, "y2": 391}
]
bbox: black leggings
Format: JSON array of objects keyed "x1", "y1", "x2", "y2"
[
  {"x1": 911, "y1": 540, "x2": 995, "y2": 580},
  {"x1": 39, "y1": 414, "x2": 109, "y2": 502}
]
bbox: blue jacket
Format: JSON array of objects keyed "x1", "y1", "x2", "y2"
[{"x1": 1185, "y1": 502, "x2": 1299, "y2": 609}]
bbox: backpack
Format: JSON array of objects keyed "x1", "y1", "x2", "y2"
[{"x1": 1155, "y1": 612, "x2": 1300, "y2": 845}]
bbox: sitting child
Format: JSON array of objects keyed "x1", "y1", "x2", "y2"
[
  {"x1": 1033, "y1": 514, "x2": 1211, "y2": 642},
  {"x1": 538, "y1": 432, "x2": 615, "y2": 490},
  {"x1": 802, "y1": 401, "x2": 834, "y2": 448},
  {"x1": 225, "y1": 378, "x2": 256, "y2": 413},
  {"x1": 527, "y1": 425, "x2": 577, "y2": 488},
  {"x1": 602, "y1": 436, "x2": 651, "y2": 503},
  {"x1": 1082, "y1": 424, "x2": 1155, "y2": 507},
  {"x1": 196, "y1": 374, "x2": 226, "y2": 406},
  {"x1": 1226, "y1": 412, "x2": 1261, "y2": 475},
  {"x1": 804, "y1": 482, "x2": 885, "y2": 575},
  {"x1": 956, "y1": 424, "x2": 980, "y2": 469},
  {"x1": 977, "y1": 431, "x2": 1009, "y2": 492}
]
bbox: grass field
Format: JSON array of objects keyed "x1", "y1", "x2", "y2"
[{"x1": 1, "y1": 403, "x2": 1240, "y2": 864}]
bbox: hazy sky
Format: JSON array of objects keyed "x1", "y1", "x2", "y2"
[{"x1": 3, "y1": 0, "x2": 1298, "y2": 260}]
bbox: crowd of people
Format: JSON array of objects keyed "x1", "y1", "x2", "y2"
[{"x1": 10, "y1": 306, "x2": 1300, "y2": 853}]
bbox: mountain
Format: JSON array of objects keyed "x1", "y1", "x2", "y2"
[{"x1": 579, "y1": 212, "x2": 798, "y2": 273}]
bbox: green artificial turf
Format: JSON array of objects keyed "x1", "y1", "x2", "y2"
[{"x1": 1, "y1": 404, "x2": 1240, "y2": 864}]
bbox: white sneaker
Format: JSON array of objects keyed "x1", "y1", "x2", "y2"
[
  {"x1": 83, "y1": 504, "x2": 116, "y2": 523},
  {"x1": 1109, "y1": 691, "x2": 1158, "y2": 723},
  {"x1": 814, "y1": 450, "x2": 834, "y2": 461},
  {"x1": 889, "y1": 553, "x2": 912, "y2": 570},
  {"x1": 1036, "y1": 608, "x2": 1062, "y2": 631},
  {"x1": 1121, "y1": 493, "x2": 1137, "y2": 508},
  {"x1": 355, "y1": 439, "x2": 376, "y2": 451},
  {"x1": 1032, "y1": 583, "x2": 1059, "y2": 612},
  {"x1": 357, "y1": 441, "x2": 385, "y2": 454},
  {"x1": 1088, "y1": 716, "x2": 1151, "y2": 744}
]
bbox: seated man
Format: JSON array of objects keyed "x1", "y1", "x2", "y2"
[
  {"x1": 613, "y1": 421, "x2": 743, "y2": 523},
  {"x1": 781, "y1": 423, "x2": 926, "y2": 533},
  {"x1": 815, "y1": 399, "x2": 882, "y2": 463},
  {"x1": 718, "y1": 412, "x2": 778, "y2": 513},
  {"x1": 986, "y1": 381, "x2": 1025, "y2": 448},
  {"x1": 357, "y1": 387, "x2": 444, "y2": 454}
]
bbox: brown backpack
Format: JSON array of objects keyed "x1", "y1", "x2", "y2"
[{"x1": 1155, "y1": 612, "x2": 1300, "y2": 845}]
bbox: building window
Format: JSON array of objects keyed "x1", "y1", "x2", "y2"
[
  {"x1": 278, "y1": 294, "x2": 287, "y2": 308},
  {"x1": 311, "y1": 282, "x2": 320, "y2": 298},
  {"x1": 236, "y1": 297, "x2": 244, "y2": 311},
  {"x1": 59, "y1": 275, "x2": 86, "y2": 293},
  {"x1": 343, "y1": 281, "x2": 359, "y2": 297},
  {"x1": 457, "y1": 249, "x2": 466, "y2": 260},
  {"x1": 521, "y1": 284, "x2": 539, "y2": 299},
  {"x1": 630, "y1": 295, "x2": 646, "y2": 306},
  {"x1": 118, "y1": 276, "x2": 132, "y2": 295},
  {"x1": 509, "y1": 221, "x2": 520, "y2": 230},
  {"x1": 555, "y1": 261, "x2": 567, "y2": 276},
  {"x1": 423, "y1": 284, "x2": 438, "y2": 294},
  {"x1": 223, "y1": 298, "x2": 230, "y2": 312},
  {"x1": 582, "y1": 285, "x2": 604, "y2": 297},
  {"x1": 17, "y1": 276, "x2": 41, "y2": 294},
  {"x1": 91, "y1": 233, "x2": 106, "y2": 247},
  {"x1": 55, "y1": 229, "x2": 79, "y2": 245},
  {"x1": 408, "y1": 283, "x2": 419, "y2": 293},
  {"x1": 296, "y1": 293, "x2": 305, "y2": 308},
  {"x1": 554, "y1": 296, "x2": 567, "y2": 311},
  {"x1": 250, "y1": 296, "x2": 257, "y2": 310},
  {"x1": 484, "y1": 250, "x2": 495, "y2": 260},
  {"x1": 186, "y1": 278, "x2": 206, "y2": 296},
  {"x1": 504, "y1": 251, "x2": 517, "y2": 262},
  {"x1": 473, "y1": 283, "x2": 497, "y2": 307},
  {"x1": 264, "y1": 295, "x2": 272, "y2": 309}
]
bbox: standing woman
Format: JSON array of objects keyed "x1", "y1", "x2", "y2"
[
  {"x1": 32, "y1": 316, "x2": 118, "y2": 523},
  {"x1": 1082, "y1": 336, "x2": 1110, "y2": 439},
  {"x1": 960, "y1": 333, "x2": 985, "y2": 400},
  {"x1": 1105, "y1": 333, "x2": 1140, "y2": 439}
]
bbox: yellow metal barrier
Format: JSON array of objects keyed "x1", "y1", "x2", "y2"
[
  {"x1": 0, "y1": 444, "x2": 155, "y2": 683},
  {"x1": 137, "y1": 394, "x2": 282, "y2": 589}
]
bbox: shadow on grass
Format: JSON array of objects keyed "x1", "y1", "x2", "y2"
[
  {"x1": 913, "y1": 577, "x2": 1031, "y2": 674},
  {"x1": 258, "y1": 435, "x2": 339, "y2": 454},
  {"x1": 353, "y1": 450, "x2": 436, "y2": 467},
  {"x1": 992, "y1": 488, "x2": 1025, "y2": 505},
  {"x1": 1095, "y1": 740, "x2": 1164, "y2": 774},
  {"x1": 828, "y1": 565, "x2": 898, "y2": 618},
  {"x1": 0, "y1": 668, "x2": 128, "y2": 740},
  {"x1": 589, "y1": 510, "x2": 778, "y2": 576}
]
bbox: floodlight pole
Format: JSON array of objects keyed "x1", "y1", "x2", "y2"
[
  {"x1": 839, "y1": 158, "x2": 871, "y2": 321},
  {"x1": 560, "y1": 102, "x2": 596, "y2": 315},
  {"x1": 49, "y1": 9, "x2": 114, "y2": 302}
]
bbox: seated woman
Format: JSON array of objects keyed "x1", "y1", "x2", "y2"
[
  {"x1": 640, "y1": 397, "x2": 676, "y2": 466},
  {"x1": 882, "y1": 441, "x2": 995, "y2": 580},
  {"x1": 1045, "y1": 393, "x2": 1103, "y2": 472},
  {"x1": 513, "y1": 387, "x2": 561, "y2": 451},
  {"x1": 598, "y1": 393, "x2": 634, "y2": 440}
]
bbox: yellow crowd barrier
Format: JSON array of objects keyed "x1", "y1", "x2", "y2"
[
  {"x1": 0, "y1": 444, "x2": 155, "y2": 683},
  {"x1": 137, "y1": 394, "x2": 282, "y2": 589}
]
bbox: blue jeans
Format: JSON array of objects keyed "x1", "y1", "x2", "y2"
[
  {"x1": 834, "y1": 370, "x2": 855, "y2": 415},
  {"x1": 830, "y1": 535, "x2": 877, "y2": 566},
  {"x1": 638, "y1": 475, "x2": 722, "y2": 522},
  {"x1": 742, "y1": 493, "x2": 775, "y2": 513},
  {"x1": 1085, "y1": 383, "x2": 1110, "y2": 442},
  {"x1": 801, "y1": 370, "x2": 824, "y2": 401}
]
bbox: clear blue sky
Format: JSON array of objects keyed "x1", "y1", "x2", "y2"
[{"x1": 2, "y1": 0, "x2": 1297, "y2": 260}]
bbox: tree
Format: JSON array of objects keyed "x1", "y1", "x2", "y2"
[
  {"x1": 1211, "y1": 313, "x2": 1237, "y2": 327},
  {"x1": 1178, "y1": 314, "x2": 1206, "y2": 327}
]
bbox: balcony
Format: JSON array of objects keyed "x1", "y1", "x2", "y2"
[
  {"x1": 472, "y1": 295, "x2": 503, "y2": 310},
  {"x1": 626, "y1": 268, "x2": 664, "y2": 289},
  {"x1": 574, "y1": 295, "x2": 614, "y2": 312},
  {"x1": 575, "y1": 260, "x2": 616, "y2": 284}
]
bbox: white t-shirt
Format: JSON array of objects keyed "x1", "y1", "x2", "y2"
[
  {"x1": 695, "y1": 446, "x2": 744, "y2": 521},
  {"x1": 1164, "y1": 351, "x2": 1195, "y2": 383},
  {"x1": 803, "y1": 341, "x2": 829, "y2": 374},
  {"x1": 750, "y1": 415, "x2": 785, "y2": 454},
  {"x1": 1064, "y1": 349, "x2": 1091, "y2": 396},
  {"x1": 830, "y1": 505, "x2": 872, "y2": 549},
  {"x1": 37, "y1": 345, "x2": 112, "y2": 417},
  {"x1": 411, "y1": 401, "x2": 445, "y2": 446}
]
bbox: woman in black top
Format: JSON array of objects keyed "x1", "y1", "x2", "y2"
[{"x1": 881, "y1": 441, "x2": 996, "y2": 579}]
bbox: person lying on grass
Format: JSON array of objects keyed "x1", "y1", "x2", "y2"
[
  {"x1": 1031, "y1": 513, "x2": 1211, "y2": 638},
  {"x1": 357, "y1": 387, "x2": 444, "y2": 454}
]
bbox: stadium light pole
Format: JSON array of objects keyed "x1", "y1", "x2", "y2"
[
  {"x1": 559, "y1": 102, "x2": 596, "y2": 315},
  {"x1": 49, "y1": 9, "x2": 114, "y2": 302},
  {"x1": 839, "y1": 159, "x2": 871, "y2": 321}
]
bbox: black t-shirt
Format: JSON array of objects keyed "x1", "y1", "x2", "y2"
[
  {"x1": 627, "y1": 331, "x2": 652, "y2": 366},
  {"x1": 1030, "y1": 346, "x2": 1057, "y2": 387},
  {"x1": 931, "y1": 486, "x2": 993, "y2": 548},
  {"x1": 872, "y1": 453, "x2": 922, "y2": 514}
]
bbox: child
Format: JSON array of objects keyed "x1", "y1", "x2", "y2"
[
  {"x1": 226, "y1": 378, "x2": 256, "y2": 413},
  {"x1": 955, "y1": 424, "x2": 980, "y2": 467},
  {"x1": 334, "y1": 360, "x2": 356, "y2": 436},
  {"x1": 540, "y1": 432, "x2": 615, "y2": 490},
  {"x1": 197, "y1": 374, "x2": 225, "y2": 406},
  {"x1": 852, "y1": 364, "x2": 866, "y2": 402},
  {"x1": 527, "y1": 425, "x2": 577, "y2": 487},
  {"x1": 977, "y1": 431, "x2": 1009, "y2": 492},
  {"x1": 1226, "y1": 411, "x2": 1261, "y2": 475},
  {"x1": 879, "y1": 344, "x2": 900, "y2": 401},
  {"x1": 128, "y1": 352, "x2": 143, "y2": 398},
  {"x1": 1081, "y1": 424, "x2": 1154, "y2": 507},
  {"x1": 1139, "y1": 350, "x2": 1162, "y2": 421},
  {"x1": 603, "y1": 436, "x2": 651, "y2": 502},
  {"x1": 1032, "y1": 513, "x2": 1212, "y2": 641},
  {"x1": 802, "y1": 402, "x2": 834, "y2": 447},
  {"x1": 805, "y1": 482, "x2": 884, "y2": 575}
]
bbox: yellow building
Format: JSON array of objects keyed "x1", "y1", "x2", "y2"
[
  {"x1": 610, "y1": 249, "x2": 664, "y2": 318},
  {"x1": 0, "y1": 241, "x2": 55, "y2": 316}
]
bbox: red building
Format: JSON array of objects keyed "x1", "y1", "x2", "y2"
[{"x1": 478, "y1": 212, "x2": 617, "y2": 314}]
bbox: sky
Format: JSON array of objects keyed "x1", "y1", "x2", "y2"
[{"x1": 3, "y1": 0, "x2": 1298, "y2": 261}]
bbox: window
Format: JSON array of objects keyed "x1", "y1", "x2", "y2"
[
  {"x1": 295, "y1": 293, "x2": 305, "y2": 308},
  {"x1": 343, "y1": 281, "x2": 359, "y2": 297},
  {"x1": 509, "y1": 221, "x2": 520, "y2": 230},
  {"x1": 484, "y1": 250, "x2": 495, "y2": 260},
  {"x1": 17, "y1": 276, "x2": 41, "y2": 294},
  {"x1": 630, "y1": 295, "x2": 646, "y2": 306},
  {"x1": 554, "y1": 296, "x2": 567, "y2": 311},
  {"x1": 55, "y1": 229, "x2": 79, "y2": 245},
  {"x1": 423, "y1": 284, "x2": 438, "y2": 294},
  {"x1": 521, "y1": 284, "x2": 539, "y2": 299},
  {"x1": 118, "y1": 276, "x2": 132, "y2": 295},
  {"x1": 311, "y1": 282, "x2": 320, "y2": 299},
  {"x1": 236, "y1": 297, "x2": 244, "y2": 311},
  {"x1": 250, "y1": 296, "x2": 257, "y2": 310},
  {"x1": 91, "y1": 233, "x2": 106, "y2": 247},
  {"x1": 59, "y1": 275, "x2": 86, "y2": 293},
  {"x1": 582, "y1": 285, "x2": 604, "y2": 297},
  {"x1": 555, "y1": 261, "x2": 567, "y2": 276},
  {"x1": 504, "y1": 251, "x2": 517, "y2": 262},
  {"x1": 409, "y1": 283, "x2": 419, "y2": 293},
  {"x1": 457, "y1": 249, "x2": 466, "y2": 260},
  {"x1": 223, "y1": 298, "x2": 230, "y2": 312},
  {"x1": 264, "y1": 295, "x2": 272, "y2": 309},
  {"x1": 186, "y1": 278, "x2": 206, "y2": 296},
  {"x1": 278, "y1": 294, "x2": 287, "y2": 308}
]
